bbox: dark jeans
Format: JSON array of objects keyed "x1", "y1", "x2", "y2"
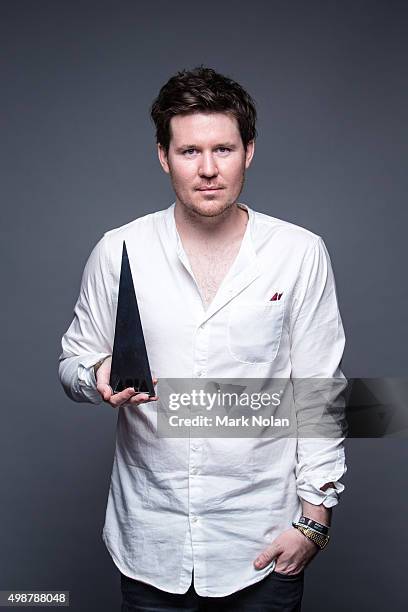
[{"x1": 120, "y1": 569, "x2": 304, "y2": 611}]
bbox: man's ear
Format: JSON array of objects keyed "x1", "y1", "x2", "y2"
[
  {"x1": 157, "y1": 143, "x2": 170, "y2": 174},
  {"x1": 245, "y1": 140, "x2": 255, "y2": 169}
]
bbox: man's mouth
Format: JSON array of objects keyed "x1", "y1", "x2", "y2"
[{"x1": 196, "y1": 187, "x2": 224, "y2": 191}]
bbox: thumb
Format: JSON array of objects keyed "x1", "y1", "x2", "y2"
[
  {"x1": 97, "y1": 382, "x2": 113, "y2": 402},
  {"x1": 254, "y1": 541, "x2": 282, "y2": 570}
]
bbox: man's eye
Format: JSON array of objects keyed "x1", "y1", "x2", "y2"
[
  {"x1": 217, "y1": 147, "x2": 231, "y2": 154},
  {"x1": 183, "y1": 149, "x2": 197, "y2": 155}
]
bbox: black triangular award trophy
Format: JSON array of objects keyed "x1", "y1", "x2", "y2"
[{"x1": 109, "y1": 241, "x2": 155, "y2": 396}]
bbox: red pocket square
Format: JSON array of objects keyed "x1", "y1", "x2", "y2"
[{"x1": 270, "y1": 292, "x2": 283, "y2": 301}]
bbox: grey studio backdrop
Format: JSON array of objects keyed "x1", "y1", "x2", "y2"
[{"x1": 1, "y1": 1, "x2": 407, "y2": 611}]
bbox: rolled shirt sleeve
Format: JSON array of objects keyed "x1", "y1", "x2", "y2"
[
  {"x1": 58, "y1": 234, "x2": 114, "y2": 404},
  {"x1": 290, "y1": 236, "x2": 347, "y2": 507}
]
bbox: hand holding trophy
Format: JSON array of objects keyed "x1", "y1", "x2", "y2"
[{"x1": 95, "y1": 356, "x2": 158, "y2": 408}]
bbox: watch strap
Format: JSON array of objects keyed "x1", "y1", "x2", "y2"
[{"x1": 292, "y1": 522, "x2": 330, "y2": 550}]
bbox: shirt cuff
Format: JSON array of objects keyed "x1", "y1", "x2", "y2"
[
  {"x1": 78, "y1": 353, "x2": 110, "y2": 404},
  {"x1": 296, "y1": 470, "x2": 346, "y2": 508}
]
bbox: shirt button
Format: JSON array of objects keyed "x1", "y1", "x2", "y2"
[
  {"x1": 190, "y1": 467, "x2": 198, "y2": 474},
  {"x1": 196, "y1": 370, "x2": 204, "y2": 377},
  {"x1": 191, "y1": 516, "x2": 198, "y2": 523}
]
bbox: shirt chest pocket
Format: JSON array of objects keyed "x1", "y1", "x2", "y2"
[{"x1": 227, "y1": 300, "x2": 285, "y2": 364}]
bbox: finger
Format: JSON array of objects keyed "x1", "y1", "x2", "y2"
[
  {"x1": 275, "y1": 561, "x2": 305, "y2": 575},
  {"x1": 128, "y1": 393, "x2": 150, "y2": 404},
  {"x1": 254, "y1": 544, "x2": 282, "y2": 570},
  {"x1": 109, "y1": 387, "x2": 138, "y2": 408},
  {"x1": 128, "y1": 392, "x2": 158, "y2": 404}
]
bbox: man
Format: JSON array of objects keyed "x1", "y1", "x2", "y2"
[{"x1": 59, "y1": 66, "x2": 347, "y2": 611}]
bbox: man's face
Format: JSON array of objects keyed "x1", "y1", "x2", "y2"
[{"x1": 158, "y1": 112, "x2": 255, "y2": 218}]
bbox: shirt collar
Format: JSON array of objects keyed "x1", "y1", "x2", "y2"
[
  {"x1": 164, "y1": 200, "x2": 258, "y2": 274},
  {"x1": 163, "y1": 202, "x2": 261, "y2": 322}
]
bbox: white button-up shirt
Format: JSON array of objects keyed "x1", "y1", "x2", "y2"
[{"x1": 59, "y1": 202, "x2": 347, "y2": 597}]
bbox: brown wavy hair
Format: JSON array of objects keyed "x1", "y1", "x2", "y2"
[{"x1": 150, "y1": 66, "x2": 257, "y2": 154}]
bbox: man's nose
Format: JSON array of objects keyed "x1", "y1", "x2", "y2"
[{"x1": 198, "y1": 152, "x2": 218, "y2": 178}]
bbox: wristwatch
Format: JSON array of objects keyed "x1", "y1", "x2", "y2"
[{"x1": 292, "y1": 522, "x2": 330, "y2": 550}]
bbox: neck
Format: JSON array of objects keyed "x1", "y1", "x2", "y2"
[{"x1": 174, "y1": 201, "x2": 248, "y2": 247}]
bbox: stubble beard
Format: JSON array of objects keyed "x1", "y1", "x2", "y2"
[{"x1": 172, "y1": 171, "x2": 246, "y2": 220}]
